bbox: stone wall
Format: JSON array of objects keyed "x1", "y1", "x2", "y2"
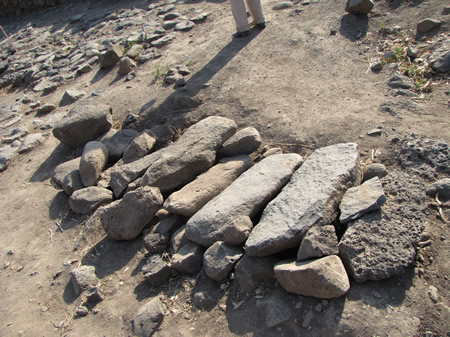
[{"x1": 0, "y1": 0, "x2": 69, "y2": 17}]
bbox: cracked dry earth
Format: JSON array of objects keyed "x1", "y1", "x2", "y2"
[{"x1": 0, "y1": 0, "x2": 449, "y2": 336}]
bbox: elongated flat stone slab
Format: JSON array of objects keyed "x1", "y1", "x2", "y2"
[
  {"x1": 185, "y1": 153, "x2": 303, "y2": 247},
  {"x1": 163, "y1": 155, "x2": 253, "y2": 217},
  {"x1": 109, "y1": 116, "x2": 237, "y2": 197},
  {"x1": 245, "y1": 143, "x2": 360, "y2": 257}
]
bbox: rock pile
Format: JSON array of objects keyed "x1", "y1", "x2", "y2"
[{"x1": 49, "y1": 114, "x2": 444, "y2": 316}]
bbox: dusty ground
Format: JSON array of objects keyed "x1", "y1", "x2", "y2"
[{"x1": 0, "y1": 0, "x2": 449, "y2": 336}]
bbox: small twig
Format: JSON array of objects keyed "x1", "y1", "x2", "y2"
[
  {"x1": 55, "y1": 221, "x2": 63, "y2": 233},
  {"x1": 0, "y1": 25, "x2": 17, "y2": 52},
  {"x1": 48, "y1": 229, "x2": 53, "y2": 242}
]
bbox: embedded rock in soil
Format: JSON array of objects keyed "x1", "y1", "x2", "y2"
[
  {"x1": 417, "y1": 18, "x2": 442, "y2": 33},
  {"x1": 60, "y1": 89, "x2": 85, "y2": 106},
  {"x1": 234, "y1": 254, "x2": 278, "y2": 292},
  {"x1": 429, "y1": 40, "x2": 450, "y2": 73},
  {"x1": 118, "y1": 56, "x2": 136, "y2": 75},
  {"x1": 18, "y1": 133, "x2": 46, "y2": 154},
  {"x1": 171, "y1": 242, "x2": 203, "y2": 274},
  {"x1": 297, "y1": 225, "x2": 339, "y2": 261},
  {"x1": 132, "y1": 297, "x2": 164, "y2": 337},
  {"x1": 339, "y1": 177, "x2": 386, "y2": 223},
  {"x1": 110, "y1": 116, "x2": 237, "y2": 197},
  {"x1": 86, "y1": 286, "x2": 104, "y2": 303},
  {"x1": 363, "y1": 163, "x2": 388, "y2": 182},
  {"x1": 99, "y1": 186, "x2": 163, "y2": 240},
  {"x1": 218, "y1": 127, "x2": 262, "y2": 157},
  {"x1": 426, "y1": 178, "x2": 450, "y2": 200},
  {"x1": 274, "y1": 255, "x2": 350, "y2": 298},
  {"x1": 71, "y1": 265, "x2": 99, "y2": 295},
  {"x1": 53, "y1": 104, "x2": 113, "y2": 148},
  {"x1": 163, "y1": 155, "x2": 253, "y2": 217},
  {"x1": 339, "y1": 210, "x2": 420, "y2": 282},
  {"x1": 203, "y1": 241, "x2": 244, "y2": 282},
  {"x1": 142, "y1": 255, "x2": 171, "y2": 286},
  {"x1": 79, "y1": 141, "x2": 109, "y2": 187},
  {"x1": 185, "y1": 153, "x2": 303, "y2": 247},
  {"x1": 100, "y1": 45, "x2": 124, "y2": 69},
  {"x1": 245, "y1": 143, "x2": 360, "y2": 257},
  {"x1": 69, "y1": 186, "x2": 113, "y2": 214}
]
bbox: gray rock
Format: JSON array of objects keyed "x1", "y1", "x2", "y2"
[
  {"x1": 203, "y1": 242, "x2": 244, "y2": 282},
  {"x1": 426, "y1": 178, "x2": 450, "y2": 200},
  {"x1": 371, "y1": 59, "x2": 383, "y2": 71},
  {"x1": 62, "y1": 170, "x2": 84, "y2": 195},
  {"x1": 76, "y1": 306, "x2": 89, "y2": 317},
  {"x1": 388, "y1": 74, "x2": 413, "y2": 89},
  {"x1": 363, "y1": 163, "x2": 388, "y2": 182},
  {"x1": 53, "y1": 104, "x2": 113, "y2": 148},
  {"x1": 122, "y1": 130, "x2": 157, "y2": 163},
  {"x1": 407, "y1": 46, "x2": 419, "y2": 59},
  {"x1": 118, "y1": 57, "x2": 136, "y2": 75},
  {"x1": 427, "y1": 285, "x2": 439, "y2": 304},
  {"x1": 272, "y1": 2, "x2": 293, "y2": 10},
  {"x1": 429, "y1": 40, "x2": 450, "y2": 73},
  {"x1": 100, "y1": 129, "x2": 138, "y2": 162},
  {"x1": 69, "y1": 186, "x2": 113, "y2": 214},
  {"x1": 417, "y1": 19, "x2": 442, "y2": 33},
  {"x1": 53, "y1": 157, "x2": 81, "y2": 187},
  {"x1": 71, "y1": 265, "x2": 98, "y2": 295},
  {"x1": 99, "y1": 186, "x2": 163, "y2": 240},
  {"x1": 19, "y1": 133, "x2": 46, "y2": 154},
  {"x1": 151, "y1": 33, "x2": 176, "y2": 48},
  {"x1": 164, "y1": 155, "x2": 253, "y2": 217},
  {"x1": 0, "y1": 145, "x2": 18, "y2": 172},
  {"x1": 164, "y1": 73, "x2": 184, "y2": 85},
  {"x1": 79, "y1": 141, "x2": 109, "y2": 187},
  {"x1": 110, "y1": 116, "x2": 236, "y2": 197},
  {"x1": 245, "y1": 143, "x2": 360, "y2": 257},
  {"x1": 234, "y1": 254, "x2": 278, "y2": 292},
  {"x1": 163, "y1": 20, "x2": 178, "y2": 30},
  {"x1": 345, "y1": 0, "x2": 374, "y2": 14},
  {"x1": 132, "y1": 297, "x2": 164, "y2": 337},
  {"x1": 157, "y1": 5, "x2": 175, "y2": 15},
  {"x1": 219, "y1": 127, "x2": 262, "y2": 157},
  {"x1": 171, "y1": 242, "x2": 203, "y2": 274},
  {"x1": 125, "y1": 44, "x2": 145, "y2": 60},
  {"x1": 100, "y1": 45, "x2": 124, "y2": 68},
  {"x1": 274, "y1": 256, "x2": 350, "y2": 298},
  {"x1": 222, "y1": 215, "x2": 253, "y2": 246},
  {"x1": 193, "y1": 290, "x2": 216, "y2": 310},
  {"x1": 61, "y1": 89, "x2": 85, "y2": 106},
  {"x1": 297, "y1": 225, "x2": 339, "y2": 261},
  {"x1": 138, "y1": 49, "x2": 162, "y2": 63},
  {"x1": 36, "y1": 104, "x2": 56, "y2": 115},
  {"x1": 264, "y1": 296, "x2": 292, "y2": 328},
  {"x1": 339, "y1": 210, "x2": 419, "y2": 282},
  {"x1": 164, "y1": 12, "x2": 181, "y2": 20},
  {"x1": 339, "y1": 177, "x2": 386, "y2": 223},
  {"x1": 142, "y1": 255, "x2": 171, "y2": 286},
  {"x1": 169, "y1": 225, "x2": 189, "y2": 254},
  {"x1": 143, "y1": 232, "x2": 170, "y2": 253},
  {"x1": 153, "y1": 215, "x2": 185, "y2": 235},
  {"x1": 86, "y1": 286, "x2": 104, "y2": 302},
  {"x1": 185, "y1": 153, "x2": 302, "y2": 247},
  {"x1": 175, "y1": 21, "x2": 195, "y2": 32}
]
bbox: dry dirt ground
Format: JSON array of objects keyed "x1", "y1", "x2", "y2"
[{"x1": 0, "y1": 0, "x2": 449, "y2": 336}]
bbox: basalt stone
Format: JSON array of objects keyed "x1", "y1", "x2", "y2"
[
  {"x1": 99, "y1": 186, "x2": 163, "y2": 240},
  {"x1": 218, "y1": 127, "x2": 262, "y2": 157},
  {"x1": 339, "y1": 210, "x2": 420, "y2": 282},
  {"x1": 53, "y1": 104, "x2": 113, "y2": 148},
  {"x1": 100, "y1": 129, "x2": 138, "y2": 162},
  {"x1": 122, "y1": 130, "x2": 157, "y2": 163},
  {"x1": 69, "y1": 186, "x2": 113, "y2": 214},
  {"x1": 246, "y1": 143, "x2": 360, "y2": 257},
  {"x1": 297, "y1": 225, "x2": 339, "y2": 261},
  {"x1": 222, "y1": 215, "x2": 253, "y2": 246},
  {"x1": 426, "y1": 178, "x2": 450, "y2": 200},
  {"x1": 163, "y1": 155, "x2": 253, "y2": 217},
  {"x1": 274, "y1": 255, "x2": 350, "y2": 298},
  {"x1": 79, "y1": 141, "x2": 109, "y2": 187},
  {"x1": 110, "y1": 116, "x2": 236, "y2": 197},
  {"x1": 62, "y1": 170, "x2": 84, "y2": 196},
  {"x1": 203, "y1": 241, "x2": 244, "y2": 282},
  {"x1": 132, "y1": 297, "x2": 164, "y2": 337},
  {"x1": 234, "y1": 254, "x2": 278, "y2": 293},
  {"x1": 339, "y1": 177, "x2": 386, "y2": 223},
  {"x1": 142, "y1": 255, "x2": 171, "y2": 286},
  {"x1": 363, "y1": 163, "x2": 388, "y2": 182},
  {"x1": 71, "y1": 265, "x2": 99, "y2": 295},
  {"x1": 171, "y1": 242, "x2": 203, "y2": 274},
  {"x1": 53, "y1": 157, "x2": 81, "y2": 187},
  {"x1": 100, "y1": 45, "x2": 124, "y2": 68},
  {"x1": 345, "y1": 0, "x2": 374, "y2": 14},
  {"x1": 185, "y1": 153, "x2": 303, "y2": 247}
]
